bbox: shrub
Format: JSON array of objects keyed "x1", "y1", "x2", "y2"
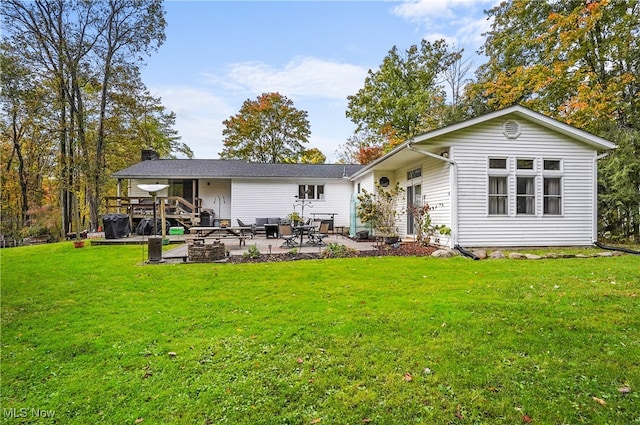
[
  {"x1": 321, "y1": 243, "x2": 358, "y2": 258},
  {"x1": 242, "y1": 244, "x2": 261, "y2": 259}
]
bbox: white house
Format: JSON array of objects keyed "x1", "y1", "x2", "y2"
[
  {"x1": 111, "y1": 106, "x2": 615, "y2": 247},
  {"x1": 111, "y1": 158, "x2": 363, "y2": 229},
  {"x1": 350, "y1": 105, "x2": 617, "y2": 247}
]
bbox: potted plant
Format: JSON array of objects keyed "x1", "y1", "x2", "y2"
[
  {"x1": 287, "y1": 211, "x2": 302, "y2": 225},
  {"x1": 356, "y1": 182, "x2": 404, "y2": 244}
]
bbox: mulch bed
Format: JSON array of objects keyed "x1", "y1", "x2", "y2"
[{"x1": 227, "y1": 241, "x2": 437, "y2": 263}]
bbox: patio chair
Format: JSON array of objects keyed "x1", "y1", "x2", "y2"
[
  {"x1": 308, "y1": 221, "x2": 330, "y2": 246},
  {"x1": 236, "y1": 219, "x2": 255, "y2": 238},
  {"x1": 278, "y1": 223, "x2": 297, "y2": 248}
]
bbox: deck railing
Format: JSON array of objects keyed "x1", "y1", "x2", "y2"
[{"x1": 104, "y1": 196, "x2": 204, "y2": 227}]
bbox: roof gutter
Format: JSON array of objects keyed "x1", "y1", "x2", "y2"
[{"x1": 407, "y1": 144, "x2": 459, "y2": 248}]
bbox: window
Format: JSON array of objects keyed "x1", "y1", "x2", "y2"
[
  {"x1": 488, "y1": 158, "x2": 509, "y2": 215},
  {"x1": 489, "y1": 158, "x2": 507, "y2": 169},
  {"x1": 298, "y1": 184, "x2": 325, "y2": 200},
  {"x1": 489, "y1": 176, "x2": 508, "y2": 215},
  {"x1": 544, "y1": 178, "x2": 562, "y2": 214},
  {"x1": 517, "y1": 158, "x2": 534, "y2": 170},
  {"x1": 544, "y1": 159, "x2": 561, "y2": 171},
  {"x1": 488, "y1": 156, "x2": 563, "y2": 217},
  {"x1": 516, "y1": 177, "x2": 535, "y2": 214},
  {"x1": 407, "y1": 168, "x2": 422, "y2": 180}
]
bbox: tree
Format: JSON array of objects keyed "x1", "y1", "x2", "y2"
[
  {"x1": 335, "y1": 129, "x2": 386, "y2": 165},
  {"x1": 88, "y1": 0, "x2": 166, "y2": 231},
  {"x1": 470, "y1": 0, "x2": 640, "y2": 241},
  {"x1": 346, "y1": 40, "x2": 461, "y2": 147},
  {"x1": 220, "y1": 92, "x2": 311, "y2": 163},
  {"x1": 0, "y1": 45, "x2": 55, "y2": 234},
  {"x1": 356, "y1": 182, "x2": 404, "y2": 238},
  {"x1": 1, "y1": 0, "x2": 179, "y2": 236},
  {"x1": 298, "y1": 148, "x2": 326, "y2": 164}
]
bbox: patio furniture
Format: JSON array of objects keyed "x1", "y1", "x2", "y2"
[
  {"x1": 264, "y1": 223, "x2": 279, "y2": 239},
  {"x1": 237, "y1": 218, "x2": 255, "y2": 236},
  {"x1": 308, "y1": 221, "x2": 330, "y2": 246},
  {"x1": 254, "y1": 217, "x2": 281, "y2": 235},
  {"x1": 278, "y1": 223, "x2": 297, "y2": 248}
]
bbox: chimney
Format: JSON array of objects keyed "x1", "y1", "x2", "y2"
[{"x1": 141, "y1": 149, "x2": 160, "y2": 161}]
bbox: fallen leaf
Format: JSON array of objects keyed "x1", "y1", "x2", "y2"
[
  {"x1": 362, "y1": 419, "x2": 372, "y2": 423},
  {"x1": 167, "y1": 352, "x2": 177, "y2": 357},
  {"x1": 455, "y1": 405, "x2": 463, "y2": 419},
  {"x1": 523, "y1": 415, "x2": 532, "y2": 423},
  {"x1": 618, "y1": 386, "x2": 631, "y2": 394},
  {"x1": 311, "y1": 419, "x2": 321, "y2": 424},
  {"x1": 297, "y1": 358, "x2": 304, "y2": 364},
  {"x1": 135, "y1": 418, "x2": 144, "y2": 424},
  {"x1": 404, "y1": 373, "x2": 413, "y2": 382},
  {"x1": 592, "y1": 396, "x2": 606, "y2": 406}
]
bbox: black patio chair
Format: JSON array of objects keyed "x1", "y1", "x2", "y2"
[
  {"x1": 308, "y1": 221, "x2": 330, "y2": 246},
  {"x1": 278, "y1": 223, "x2": 297, "y2": 248}
]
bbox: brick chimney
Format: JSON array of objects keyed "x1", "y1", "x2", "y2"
[{"x1": 141, "y1": 149, "x2": 160, "y2": 161}]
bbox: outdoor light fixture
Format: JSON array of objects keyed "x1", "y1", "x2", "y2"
[{"x1": 137, "y1": 184, "x2": 169, "y2": 262}]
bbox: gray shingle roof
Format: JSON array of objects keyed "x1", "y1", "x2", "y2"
[{"x1": 112, "y1": 159, "x2": 364, "y2": 180}]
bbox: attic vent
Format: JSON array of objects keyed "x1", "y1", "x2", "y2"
[{"x1": 503, "y1": 120, "x2": 521, "y2": 139}]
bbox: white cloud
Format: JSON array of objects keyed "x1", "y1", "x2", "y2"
[
  {"x1": 392, "y1": 0, "x2": 495, "y2": 59},
  {"x1": 203, "y1": 57, "x2": 368, "y2": 100},
  {"x1": 392, "y1": 0, "x2": 493, "y2": 21}
]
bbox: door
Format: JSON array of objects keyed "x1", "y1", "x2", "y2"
[
  {"x1": 169, "y1": 179, "x2": 198, "y2": 212},
  {"x1": 406, "y1": 183, "x2": 422, "y2": 235}
]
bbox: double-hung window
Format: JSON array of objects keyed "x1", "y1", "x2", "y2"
[
  {"x1": 516, "y1": 159, "x2": 536, "y2": 215},
  {"x1": 543, "y1": 160, "x2": 562, "y2": 215},
  {"x1": 488, "y1": 158, "x2": 508, "y2": 215},
  {"x1": 298, "y1": 184, "x2": 325, "y2": 200}
]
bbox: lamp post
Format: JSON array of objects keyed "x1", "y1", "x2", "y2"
[
  {"x1": 294, "y1": 195, "x2": 313, "y2": 248},
  {"x1": 138, "y1": 184, "x2": 169, "y2": 262}
]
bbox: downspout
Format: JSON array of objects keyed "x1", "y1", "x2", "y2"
[
  {"x1": 407, "y1": 145, "x2": 458, "y2": 248},
  {"x1": 593, "y1": 152, "x2": 609, "y2": 244}
]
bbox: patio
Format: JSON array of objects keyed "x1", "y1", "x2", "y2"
[
  {"x1": 162, "y1": 232, "x2": 373, "y2": 262},
  {"x1": 91, "y1": 232, "x2": 379, "y2": 262}
]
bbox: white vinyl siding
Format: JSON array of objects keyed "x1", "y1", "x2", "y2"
[
  {"x1": 231, "y1": 179, "x2": 353, "y2": 227},
  {"x1": 128, "y1": 179, "x2": 169, "y2": 198}
]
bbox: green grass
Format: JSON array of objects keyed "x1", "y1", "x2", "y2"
[{"x1": 1, "y1": 243, "x2": 639, "y2": 424}]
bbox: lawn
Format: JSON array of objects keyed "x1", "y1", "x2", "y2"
[{"x1": 1, "y1": 243, "x2": 639, "y2": 424}]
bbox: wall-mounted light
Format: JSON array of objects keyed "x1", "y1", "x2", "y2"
[{"x1": 441, "y1": 151, "x2": 449, "y2": 158}]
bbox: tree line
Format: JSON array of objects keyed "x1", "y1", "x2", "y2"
[
  {"x1": 1, "y1": 0, "x2": 191, "y2": 240},
  {"x1": 2, "y1": 0, "x2": 638, "y2": 242}
]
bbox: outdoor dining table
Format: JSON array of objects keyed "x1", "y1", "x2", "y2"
[{"x1": 293, "y1": 224, "x2": 317, "y2": 246}]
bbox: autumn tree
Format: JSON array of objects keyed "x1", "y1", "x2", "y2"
[
  {"x1": 0, "y1": 45, "x2": 56, "y2": 235},
  {"x1": 470, "y1": 0, "x2": 640, "y2": 241},
  {"x1": 346, "y1": 40, "x2": 462, "y2": 153},
  {"x1": 220, "y1": 92, "x2": 312, "y2": 163},
  {"x1": 1, "y1": 0, "x2": 181, "y2": 236},
  {"x1": 335, "y1": 129, "x2": 386, "y2": 165}
]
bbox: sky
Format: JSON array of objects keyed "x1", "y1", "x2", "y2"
[{"x1": 141, "y1": 0, "x2": 497, "y2": 162}]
